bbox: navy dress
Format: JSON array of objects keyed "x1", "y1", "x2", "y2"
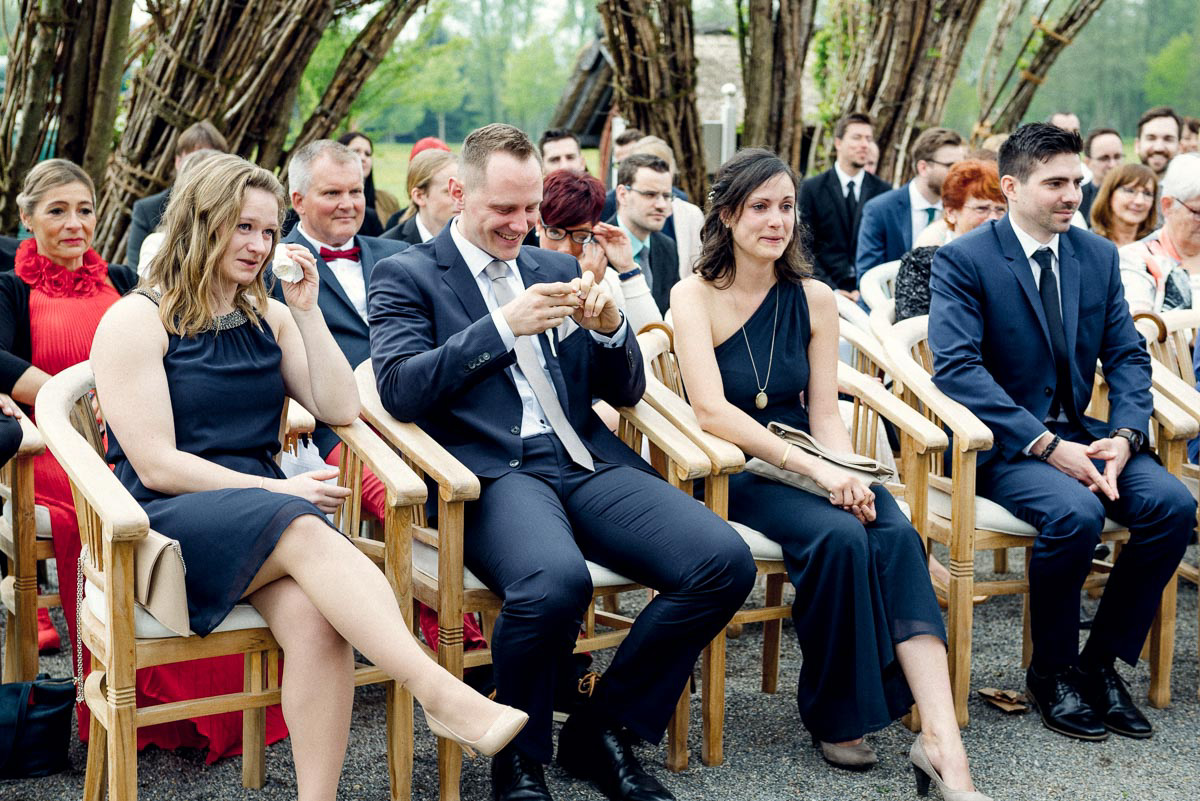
[
  {"x1": 716, "y1": 280, "x2": 945, "y2": 742},
  {"x1": 0, "y1": 411, "x2": 19, "y2": 466},
  {"x1": 107, "y1": 296, "x2": 331, "y2": 637}
]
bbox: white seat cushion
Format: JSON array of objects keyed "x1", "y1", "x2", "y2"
[
  {"x1": 84, "y1": 579, "x2": 267, "y2": 640},
  {"x1": 2, "y1": 502, "x2": 52, "y2": 539},
  {"x1": 411, "y1": 539, "x2": 634, "y2": 593},
  {"x1": 730, "y1": 498, "x2": 911, "y2": 562},
  {"x1": 928, "y1": 487, "x2": 1123, "y2": 536}
]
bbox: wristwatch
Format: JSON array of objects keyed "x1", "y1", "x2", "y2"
[{"x1": 1110, "y1": 427, "x2": 1145, "y2": 453}]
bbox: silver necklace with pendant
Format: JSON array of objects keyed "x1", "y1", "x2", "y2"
[{"x1": 739, "y1": 286, "x2": 779, "y2": 409}]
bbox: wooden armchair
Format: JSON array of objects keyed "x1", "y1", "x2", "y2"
[
  {"x1": 353, "y1": 360, "x2": 715, "y2": 800},
  {"x1": 36, "y1": 362, "x2": 426, "y2": 801},
  {"x1": 859, "y1": 258, "x2": 901, "y2": 311},
  {"x1": 880, "y1": 314, "x2": 1195, "y2": 722},
  {"x1": 1, "y1": 411, "x2": 51, "y2": 683},
  {"x1": 634, "y1": 323, "x2": 949, "y2": 766}
]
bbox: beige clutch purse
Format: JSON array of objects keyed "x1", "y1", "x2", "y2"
[
  {"x1": 744, "y1": 421, "x2": 894, "y2": 497},
  {"x1": 134, "y1": 529, "x2": 192, "y2": 636}
]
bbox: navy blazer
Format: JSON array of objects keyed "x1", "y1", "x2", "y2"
[
  {"x1": 274, "y1": 228, "x2": 406, "y2": 454},
  {"x1": 855, "y1": 182, "x2": 913, "y2": 281},
  {"x1": 367, "y1": 225, "x2": 650, "y2": 479},
  {"x1": 929, "y1": 217, "x2": 1152, "y2": 466},
  {"x1": 798, "y1": 167, "x2": 891, "y2": 291},
  {"x1": 126, "y1": 188, "x2": 172, "y2": 270},
  {"x1": 380, "y1": 215, "x2": 422, "y2": 245}
]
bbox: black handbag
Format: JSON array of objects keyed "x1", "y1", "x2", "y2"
[{"x1": 0, "y1": 673, "x2": 75, "y2": 778}]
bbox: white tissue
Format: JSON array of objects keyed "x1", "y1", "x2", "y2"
[{"x1": 271, "y1": 247, "x2": 303, "y2": 283}]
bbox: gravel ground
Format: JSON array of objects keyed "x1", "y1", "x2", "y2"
[{"x1": 3, "y1": 545, "x2": 1198, "y2": 801}]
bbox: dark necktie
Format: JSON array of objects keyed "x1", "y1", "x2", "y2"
[
  {"x1": 845, "y1": 180, "x2": 858, "y2": 220},
  {"x1": 320, "y1": 246, "x2": 361, "y2": 261},
  {"x1": 1034, "y1": 247, "x2": 1075, "y2": 421},
  {"x1": 484, "y1": 260, "x2": 594, "y2": 471},
  {"x1": 925, "y1": 207, "x2": 939, "y2": 225},
  {"x1": 635, "y1": 246, "x2": 653, "y2": 291}
]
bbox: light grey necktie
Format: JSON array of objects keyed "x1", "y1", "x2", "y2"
[
  {"x1": 484, "y1": 260, "x2": 594, "y2": 470},
  {"x1": 635, "y1": 246, "x2": 653, "y2": 291}
]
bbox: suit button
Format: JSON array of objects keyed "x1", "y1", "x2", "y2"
[
  {"x1": 509, "y1": 459, "x2": 520, "y2": 468},
  {"x1": 482, "y1": 352, "x2": 491, "y2": 361},
  {"x1": 1044, "y1": 387, "x2": 1053, "y2": 397},
  {"x1": 510, "y1": 426, "x2": 520, "y2": 435}
]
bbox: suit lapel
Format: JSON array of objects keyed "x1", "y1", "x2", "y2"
[
  {"x1": 897, "y1": 185, "x2": 913, "y2": 251},
  {"x1": 1058, "y1": 233, "x2": 1081, "y2": 364},
  {"x1": 996, "y1": 218, "x2": 1053, "y2": 352},
  {"x1": 285, "y1": 229, "x2": 360, "y2": 328},
  {"x1": 822, "y1": 171, "x2": 852, "y2": 239},
  {"x1": 356, "y1": 235, "x2": 375, "y2": 291}
]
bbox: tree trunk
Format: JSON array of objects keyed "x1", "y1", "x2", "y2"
[
  {"x1": 980, "y1": 0, "x2": 1108, "y2": 138},
  {"x1": 599, "y1": 0, "x2": 708, "y2": 201},
  {"x1": 810, "y1": 0, "x2": 988, "y2": 184},
  {"x1": 81, "y1": 0, "x2": 137, "y2": 187},
  {"x1": 740, "y1": 0, "x2": 817, "y2": 173},
  {"x1": 977, "y1": 0, "x2": 1029, "y2": 112}
]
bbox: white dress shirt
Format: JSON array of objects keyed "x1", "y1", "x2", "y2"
[
  {"x1": 1008, "y1": 218, "x2": 1065, "y2": 453},
  {"x1": 833, "y1": 161, "x2": 862, "y2": 201},
  {"x1": 450, "y1": 218, "x2": 628, "y2": 438},
  {"x1": 908, "y1": 181, "x2": 943, "y2": 243},
  {"x1": 415, "y1": 214, "x2": 434, "y2": 243},
  {"x1": 296, "y1": 223, "x2": 368, "y2": 322}
]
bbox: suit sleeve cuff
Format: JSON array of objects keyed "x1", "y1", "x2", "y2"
[
  {"x1": 1022, "y1": 431, "x2": 1050, "y2": 457},
  {"x1": 490, "y1": 308, "x2": 517, "y2": 352},
  {"x1": 589, "y1": 312, "x2": 628, "y2": 347}
]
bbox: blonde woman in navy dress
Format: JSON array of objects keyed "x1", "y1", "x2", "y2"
[
  {"x1": 90, "y1": 154, "x2": 525, "y2": 800},
  {"x1": 671, "y1": 149, "x2": 988, "y2": 800}
]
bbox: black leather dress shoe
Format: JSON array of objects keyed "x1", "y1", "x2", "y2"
[
  {"x1": 492, "y1": 744, "x2": 553, "y2": 801},
  {"x1": 557, "y1": 713, "x2": 676, "y2": 801},
  {"x1": 1081, "y1": 663, "x2": 1153, "y2": 739},
  {"x1": 1025, "y1": 666, "x2": 1108, "y2": 741}
]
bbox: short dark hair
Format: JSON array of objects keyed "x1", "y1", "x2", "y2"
[
  {"x1": 911, "y1": 127, "x2": 963, "y2": 170},
  {"x1": 539, "y1": 128, "x2": 579, "y2": 152},
  {"x1": 1136, "y1": 106, "x2": 1181, "y2": 138},
  {"x1": 541, "y1": 169, "x2": 606, "y2": 228},
  {"x1": 1186, "y1": 117, "x2": 1200, "y2": 135},
  {"x1": 1083, "y1": 127, "x2": 1121, "y2": 157},
  {"x1": 616, "y1": 153, "x2": 670, "y2": 188},
  {"x1": 614, "y1": 128, "x2": 645, "y2": 147},
  {"x1": 834, "y1": 113, "x2": 873, "y2": 140},
  {"x1": 998, "y1": 123, "x2": 1083, "y2": 183},
  {"x1": 694, "y1": 148, "x2": 808, "y2": 288},
  {"x1": 175, "y1": 120, "x2": 228, "y2": 158}
]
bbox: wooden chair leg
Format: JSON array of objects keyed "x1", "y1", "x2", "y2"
[
  {"x1": 701, "y1": 631, "x2": 726, "y2": 767},
  {"x1": 242, "y1": 651, "x2": 267, "y2": 789},
  {"x1": 946, "y1": 557, "x2": 975, "y2": 728},
  {"x1": 1147, "y1": 573, "x2": 1176, "y2": 709},
  {"x1": 437, "y1": 620, "x2": 465, "y2": 801},
  {"x1": 992, "y1": 547, "x2": 1009, "y2": 574},
  {"x1": 2, "y1": 573, "x2": 38, "y2": 682},
  {"x1": 385, "y1": 682, "x2": 413, "y2": 801},
  {"x1": 761, "y1": 574, "x2": 785, "y2": 694},
  {"x1": 665, "y1": 683, "x2": 689, "y2": 772},
  {"x1": 83, "y1": 706, "x2": 108, "y2": 801},
  {"x1": 1021, "y1": 548, "x2": 1034, "y2": 670},
  {"x1": 108, "y1": 692, "x2": 139, "y2": 801},
  {"x1": 599, "y1": 595, "x2": 619, "y2": 614}
]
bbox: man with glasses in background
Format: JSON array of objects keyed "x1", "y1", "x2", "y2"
[
  {"x1": 1080, "y1": 128, "x2": 1126, "y2": 224},
  {"x1": 608, "y1": 153, "x2": 678, "y2": 314}
]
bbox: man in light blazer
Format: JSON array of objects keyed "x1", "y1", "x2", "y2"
[
  {"x1": 274, "y1": 139, "x2": 405, "y2": 457},
  {"x1": 855, "y1": 127, "x2": 964, "y2": 282},
  {"x1": 368, "y1": 124, "x2": 753, "y2": 801},
  {"x1": 929, "y1": 123, "x2": 1194, "y2": 744}
]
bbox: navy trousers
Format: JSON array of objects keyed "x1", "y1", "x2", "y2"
[
  {"x1": 0, "y1": 412, "x2": 19, "y2": 466},
  {"x1": 463, "y1": 434, "x2": 756, "y2": 762},
  {"x1": 978, "y1": 427, "x2": 1195, "y2": 670}
]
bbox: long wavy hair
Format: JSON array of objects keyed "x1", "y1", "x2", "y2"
[
  {"x1": 1090, "y1": 163, "x2": 1158, "y2": 243},
  {"x1": 142, "y1": 154, "x2": 284, "y2": 336},
  {"x1": 694, "y1": 148, "x2": 809, "y2": 288}
]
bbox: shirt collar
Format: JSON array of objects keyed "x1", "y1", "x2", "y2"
[
  {"x1": 451, "y1": 217, "x2": 517, "y2": 279},
  {"x1": 615, "y1": 215, "x2": 650, "y2": 257},
  {"x1": 295, "y1": 222, "x2": 354, "y2": 255},
  {"x1": 833, "y1": 162, "x2": 860, "y2": 192},
  {"x1": 415, "y1": 214, "x2": 434, "y2": 243},
  {"x1": 908, "y1": 180, "x2": 942, "y2": 212},
  {"x1": 1009, "y1": 216, "x2": 1060, "y2": 262}
]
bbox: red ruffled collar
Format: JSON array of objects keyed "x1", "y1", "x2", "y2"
[{"x1": 14, "y1": 237, "x2": 109, "y2": 298}]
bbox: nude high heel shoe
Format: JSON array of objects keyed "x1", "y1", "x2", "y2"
[
  {"x1": 909, "y1": 736, "x2": 992, "y2": 801},
  {"x1": 424, "y1": 704, "x2": 529, "y2": 758}
]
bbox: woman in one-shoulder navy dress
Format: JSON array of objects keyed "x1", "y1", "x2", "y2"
[
  {"x1": 672, "y1": 149, "x2": 988, "y2": 799},
  {"x1": 90, "y1": 154, "x2": 525, "y2": 799}
]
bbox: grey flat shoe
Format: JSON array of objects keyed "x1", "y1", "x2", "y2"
[
  {"x1": 811, "y1": 734, "x2": 877, "y2": 771},
  {"x1": 910, "y1": 735, "x2": 992, "y2": 800}
]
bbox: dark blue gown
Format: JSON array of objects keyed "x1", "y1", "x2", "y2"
[
  {"x1": 107, "y1": 299, "x2": 331, "y2": 637},
  {"x1": 0, "y1": 411, "x2": 19, "y2": 466},
  {"x1": 716, "y1": 280, "x2": 945, "y2": 742}
]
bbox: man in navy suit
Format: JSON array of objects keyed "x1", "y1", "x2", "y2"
[
  {"x1": 610, "y1": 153, "x2": 679, "y2": 314},
  {"x1": 275, "y1": 139, "x2": 406, "y2": 457},
  {"x1": 855, "y1": 127, "x2": 964, "y2": 282},
  {"x1": 930, "y1": 123, "x2": 1194, "y2": 743},
  {"x1": 368, "y1": 124, "x2": 753, "y2": 801}
]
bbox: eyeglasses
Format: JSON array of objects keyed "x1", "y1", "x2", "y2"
[
  {"x1": 1116, "y1": 185, "x2": 1156, "y2": 201},
  {"x1": 1177, "y1": 200, "x2": 1200, "y2": 221},
  {"x1": 964, "y1": 203, "x2": 1008, "y2": 216},
  {"x1": 926, "y1": 160, "x2": 957, "y2": 169},
  {"x1": 540, "y1": 220, "x2": 594, "y2": 245},
  {"x1": 624, "y1": 186, "x2": 674, "y2": 203}
]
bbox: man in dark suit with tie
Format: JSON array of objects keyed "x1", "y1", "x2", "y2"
[
  {"x1": 855, "y1": 127, "x2": 964, "y2": 282},
  {"x1": 369, "y1": 124, "x2": 754, "y2": 801},
  {"x1": 797, "y1": 112, "x2": 891, "y2": 299},
  {"x1": 608, "y1": 153, "x2": 678, "y2": 315},
  {"x1": 126, "y1": 120, "x2": 229, "y2": 270},
  {"x1": 276, "y1": 139, "x2": 406, "y2": 457},
  {"x1": 930, "y1": 123, "x2": 1195, "y2": 744}
]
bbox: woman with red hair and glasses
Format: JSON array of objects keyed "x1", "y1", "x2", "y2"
[
  {"x1": 536, "y1": 169, "x2": 662, "y2": 333},
  {"x1": 894, "y1": 159, "x2": 1007, "y2": 322}
]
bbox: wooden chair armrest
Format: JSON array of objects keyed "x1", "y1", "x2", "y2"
[
  {"x1": 35, "y1": 367, "x2": 148, "y2": 543},
  {"x1": 331, "y1": 418, "x2": 427, "y2": 508},
  {"x1": 837, "y1": 364, "x2": 948, "y2": 454},
  {"x1": 1149, "y1": 361, "x2": 1200, "y2": 423},
  {"x1": 638, "y1": 378, "x2": 745, "y2": 474},
  {"x1": 1133, "y1": 310, "x2": 1167, "y2": 343},
  {"x1": 879, "y1": 339, "x2": 993, "y2": 452},
  {"x1": 285, "y1": 398, "x2": 317, "y2": 436},
  {"x1": 354, "y1": 364, "x2": 479, "y2": 503},
  {"x1": 1149, "y1": 387, "x2": 1199, "y2": 441},
  {"x1": 616, "y1": 400, "x2": 712, "y2": 482},
  {"x1": 15, "y1": 413, "x2": 44, "y2": 457}
]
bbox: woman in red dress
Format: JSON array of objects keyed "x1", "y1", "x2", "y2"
[{"x1": 0, "y1": 159, "x2": 287, "y2": 761}]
